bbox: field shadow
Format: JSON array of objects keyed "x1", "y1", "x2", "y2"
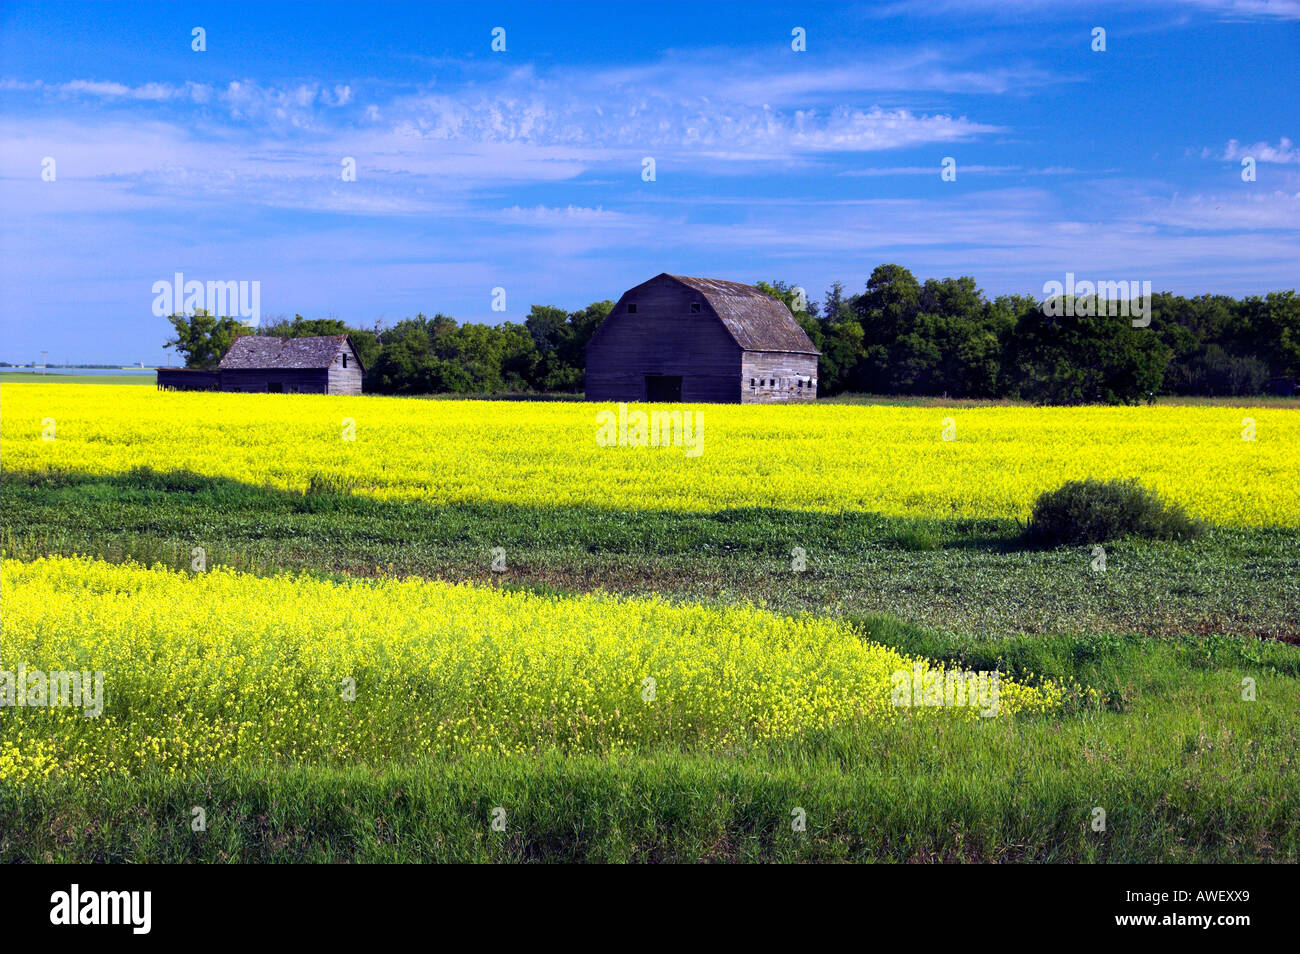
[{"x1": 1, "y1": 465, "x2": 1025, "y2": 556}]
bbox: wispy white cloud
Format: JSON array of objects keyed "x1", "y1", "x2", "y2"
[
  {"x1": 1, "y1": 77, "x2": 214, "y2": 102},
  {"x1": 1208, "y1": 137, "x2": 1300, "y2": 164},
  {"x1": 0, "y1": 49, "x2": 1011, "y2": 220},
  {"x1": 1139, "y1": 189, "x2": 1300, "y2": 230}
]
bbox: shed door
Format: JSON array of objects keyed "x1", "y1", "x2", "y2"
[{"x1": 645, "y1": 375, "x2": 682, "y2": 402}]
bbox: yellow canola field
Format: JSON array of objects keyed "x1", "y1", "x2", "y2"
[
  {"x1": 1, "y1": 382, "x2": 1296, "y2": 525},
  {"x1": 0, "y1": 556, "x2": 1069, "y2": 785}
]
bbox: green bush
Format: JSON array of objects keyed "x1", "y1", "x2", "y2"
[
  {"x1": 889, "y1": 526, "x2": 941, "y2": 551},
  {"x1": 305, "y1": 472, "x2": 356, "y2": 497},
  {"x1": 1025, "y1": 478, "x2": 1203, "y2": 546}
]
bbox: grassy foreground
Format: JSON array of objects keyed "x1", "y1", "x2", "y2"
[
  {"x1": 3, "y1": 627, "x2": 1297, "y2": 863},
  {"x1": 2, "y1": 469, "x2": 1298, "y2": 862}
]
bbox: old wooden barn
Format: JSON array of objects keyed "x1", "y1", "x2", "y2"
[
  {"x1": 157, "y1": 334, "x2": 364, "y2": 395},
  {"x1": 585, "y1": 274, "x2": 820, "y2": 404}
]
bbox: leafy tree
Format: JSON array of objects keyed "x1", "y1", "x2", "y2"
[
  {"x1": 847, "y1": 265, "x2": 923, "y2": 391},
  {"x1": 366, "y1": 315, "x2": 436, "y2": 394},
  {"x1": 822, "y1": 281, "x2": 852, "y2": 324},
  {"x1": 526, "y1": 305, "x2": 579, "y2": 391},
  {"x1": 856, "y1": 264, "x2": 922, "y2": 344},
  {"x1": 1255, "y1": 290, "x2": 1300, "y2": 379},
  {"x1": 498, "y1": 321, "x2": 540, "y2": 390},
  {"x1": 1005, "y1": 299, "x2": 1170, "y2": 404},
  {"x1": 817, "y1": 320, "x2": 864, "y2": 394},
  {"x1": 261, "y1": 314, "x2": 350, "y2": 338},
  {"x1": 163, "y1": 309, "x2": 250, "y2": 369},
  {"x1": 526, "y1": 301, "x2": 613, "y2": 392}
]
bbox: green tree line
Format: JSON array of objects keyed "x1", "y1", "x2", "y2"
[{"x1": 164, "y1": 264, "x2": 1299, "y2": 403}]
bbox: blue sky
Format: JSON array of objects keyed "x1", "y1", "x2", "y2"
[{"x1": 1, "y1": 0, "x2": 1297, "y2": 364}]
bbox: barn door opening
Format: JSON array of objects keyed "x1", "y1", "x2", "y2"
[
  {"x1": 645, "y1": 375, "x2": 682, "y2": 402},
  {"x1": 267, "y1": 382, "x2": 283, "y2": 393}
]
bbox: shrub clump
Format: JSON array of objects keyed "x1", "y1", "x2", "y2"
[
  {"x1": 1025, "y1": 478, "x2": 1203, "y2": 546},
  {"x1": 305, "y1": 472, "x2": 356, "y2": 497}
]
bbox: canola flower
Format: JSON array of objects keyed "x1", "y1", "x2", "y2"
[
  {"x1": 0, "y1": 556, "x2": 1071, "y2": 786},
  {"x1": 1, "y1": 382, "x2": 1295, "y2": 525}
]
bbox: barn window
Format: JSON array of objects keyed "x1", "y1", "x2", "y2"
[
  {"x1": 627, "y1": 303, "x2": 637, "y2": 314},
  {"x1": 342, "y1": 353, "x2": 348, "y2": 369},
  {"x1": 690, "y1": 302, "x2": 701, "y2": 314},
  {"x1": 797, "y1": 379, "x2": 803, "y2": 388},
  {"x1": 750, "y1": 378, "x2": 756, "y2": 388}
]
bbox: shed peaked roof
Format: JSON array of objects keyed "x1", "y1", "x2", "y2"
[
  {"x1": 661, "y1": 274, "x2": 820, "y2": 354},
  {"x1": 219, "y1": 334, "x2": 360, "y2": 371}
]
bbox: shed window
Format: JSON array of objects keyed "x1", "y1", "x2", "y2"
[
  {"x1": 690, "y1": 302, "x2": 701, "y2": 314},
  {"x1": 627, "y1": 303, "x2": 637, "y2": 314}
]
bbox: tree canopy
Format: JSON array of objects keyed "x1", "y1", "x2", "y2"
[{"x1": 161, "y1": 268, "x2": 1297, "y2": 403}]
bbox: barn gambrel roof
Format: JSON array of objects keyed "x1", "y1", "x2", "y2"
[
  {"x1": 219, "y1": 334, "x2": 363, "y2": 372},
  {"x1": 660, "y1": 274, "x2": 820, "y2": 355}
]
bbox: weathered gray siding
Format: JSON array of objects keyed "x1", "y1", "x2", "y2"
[
  {"x1": 740, "y1": 352, "x2": 818, "y2": 404},
  {"x1": 219, "y1": 369, "x2": 332, "y2": 393},
  {"x1": 325, "y1": 340, "x2": 364, "y2": 395},
  {"x1": 586, "y1": 275, "x2": 743, "y2": 403}
]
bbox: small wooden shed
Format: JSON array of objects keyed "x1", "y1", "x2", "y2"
[
  {"x1": 217, "y1": 335, "x2": 364, "y2": 395},
  {"x1": 585, "y1": 274, "x2": 820, "y2": 403}
]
